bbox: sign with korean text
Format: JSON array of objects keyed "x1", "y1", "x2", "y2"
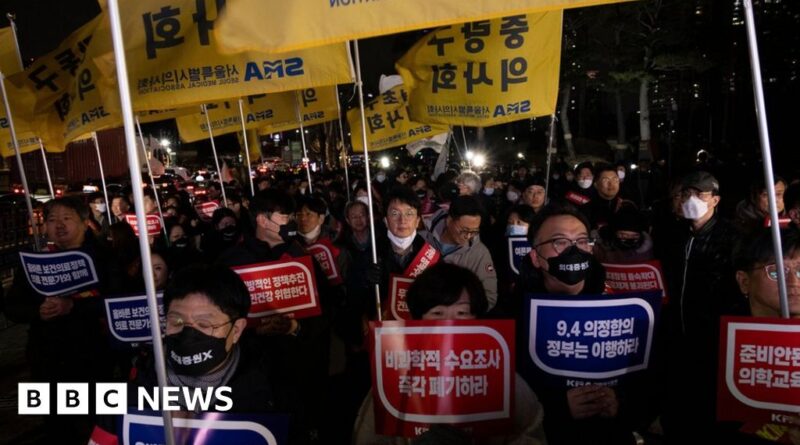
[
  {"x1": 121, "y1": 413, "x2": 288, "y2": 445},
  {"x1": 214, "y1": 0, "x2": 630, "y2": 54},
  {"x1": 94, "y1": 0, "x2": 353, "y2": 112},
  {"x1": 717, "y1": 317, "x2": 800, "y2": 436},
  {"x1": 104, "y1": 293, "x2": 165, "y2": 345},
  {"x1": 124, "y1": 214, "x2": 163, "y2": 237},
  {"x1": 306, "y1": 238, "x2": 342, "y2": 286},
  {"x1": 232, "y1": 256, "x2": 321, "y2": 320},
  {"x1": 388, "y1": 275, "x2": 414, "y2": 321},
  {"x1": 603, "y1": 260, "x2": 667, "y2": 300},
  {"x1": 507, "y1": 236, "x2": 531, "y2": 275},
  {"x1": 523, "y1": 292, "x2": 661, "y2": 386},
  {"x1": 369, "y1": 320, "x2": 515, "y2": 437},
  {"x1": 346, "y1": 84, "x2": 449, "y2": 152},
  {"x1": 396, "y1": 12, "x2": 561, "y2": 127},
  {"x1": 19, "y1": 251, "x2": 99, "y2": 297},
  {"x1": 195, "y1": 200, "x2": 220, "y2": 221}
]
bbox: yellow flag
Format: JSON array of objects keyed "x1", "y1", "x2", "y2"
[
  {"x1": 0, "y1": 131, "x2": 40, "y2": 158},
  {"x1": 136, "y1": 107, "x2": 196, "y2": 124},
  {"x1": 94, "y1": 0, "x2": 353, "y2": 112},
  {"x1": 175, "y1": 94, "x2": 290, "y2": 143},
  {"x1": 257, "y1": 87, "x2": 340, "y2": 134},
  {"x1": 396, "y1": 12, "x2": 562, "y2": 127},
  {"x1": 215, "y1": 0, "x2": 628, "y2": 54},
  {"x1": 346, "y1": 84, "x2": 449, "y2": 152},
  {"x1": 0, "y1": 27, "x2": 23, "y2": 75},
  {"x1": 0, "y1": 73, "x2": 50, "y2": 156},
  {"x1": 237, "y1": 128, "x2": 261, "y2": 162}
]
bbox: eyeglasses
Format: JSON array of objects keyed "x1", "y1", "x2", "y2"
[
  {"x1": 599, "y1": 177, "x2": 620, "y2": 184},
  {"x1": 679, "y1": 190, "x2": 713, "y2": 200},
  {"x1": 763, "y1": 264, "x2": 800, "y2": 281},
  {"x1": 166, "y1": 315, "x2": 232, "y2": 336},
  {"x1": 388, "y1": 209, "x2": 418, "y2": 220},
  {"x1": 454, "y1": 223, "x2": 480, "y2": 239},
  {"x1": 534, "y1": 237, "x2": 595, "y2": 254}
]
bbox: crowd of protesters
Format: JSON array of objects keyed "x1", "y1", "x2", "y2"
[{"x1": 3, "y1": 151, "x2": 800, "y2": 445}]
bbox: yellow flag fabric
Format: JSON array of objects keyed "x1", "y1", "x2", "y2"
[
  {"x1": 257, "y1": 87, "x2": 339, "y2": 134},
  {"x1": 215, "y1": 0, "x2": 629, "y2": 54},
  {"x1": 1, "y1": 74, "x2": 50, "y2": 157},
  {"x1": 396, "y1": 12, "x2": 562, "y2": 127},
  {"x1": 346, "y1": 84, "x2": 449, "y2": 152},
  {"x1": 94, "y1": 0, "x2": 353, "y2": 112},
  {"x1": 0, "y1": 27, "x2": 23, "y2": 75},
  {"x1": 136, "y1": 107, "x2": 196, "y2": 124},
  {"x1": 0, "y1": 131, "x2": 40, "y2": 158}
]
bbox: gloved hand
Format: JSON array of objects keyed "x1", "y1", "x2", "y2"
[
  {"x1": 411, "y1": 425, "x2": 471, "y2": 445},
  {"x1": 367, "y1": 262, "x2": 383, "y2": 287}
]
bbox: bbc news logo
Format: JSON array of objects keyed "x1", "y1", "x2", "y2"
[{"x1": 18, "y1": 383, "x2": 233, "y2": 414}]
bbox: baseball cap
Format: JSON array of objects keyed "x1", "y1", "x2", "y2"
[{"x1": 682, "y1": 171, "x2": 719, "y2": 193}]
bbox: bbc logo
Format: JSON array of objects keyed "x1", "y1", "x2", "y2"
[{"x1": 18, "y1": 383, "x2": 127, "y2": 415}]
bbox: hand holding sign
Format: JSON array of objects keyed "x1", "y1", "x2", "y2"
[{"x1": 39, "y1": 296, "x2": 74, "y2": 320}]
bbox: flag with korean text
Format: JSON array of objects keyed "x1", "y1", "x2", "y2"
[
  {"x1": 395, "y1": 12, "x2": 562, "y2": 127},
  {"x1": 522, "y1": 291, "x2": 661, "y2": 389},
  {"x1": 369, "y1": 320, "x2": 515, "y2": 438}
]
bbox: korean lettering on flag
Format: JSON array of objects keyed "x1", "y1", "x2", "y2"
[
  {"x1": 396, "y1": 12, "x2": 562, "y2": 127},
  {"x1": 257, "y1": 86, "x2": 339, "y2": 134},
  {"x1": 369, "y1": 320, "x2": 515, "y2": 438},
  {"x1": 19, "y1": 251, "x2": 100, "y2": 297},
  {"x1": 92, "y1": 0, "x2": 353, "y2": 112},
  {"x1": 346, "y1": 83, "x2": 449, "y2": 152},
  {"x1": 523, "y1": 291, "x2": 661, "y2": 388},
  {"x1": 1, "y1": 72, "x2": 54, "y2": 157},
  {"x1": 717, "y1": 317, "x2": 800, "y2": 435}
]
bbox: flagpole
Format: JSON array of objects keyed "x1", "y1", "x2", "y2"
[
  {"x1": 201, "y1": 104, "x2": 228, "y2": 207},
  {"x1": 335, "y1": 87, "x2": 351, "y2": 200},
  {"x1": 6, "y1": 13, "x2": 24, "y2": 69},
  {"x1": 237, "y1": 98, "x2": 255, "y2": 196},
  {"x1": 743, "y1": 0, "x2": 789, "y2": 318},
  {"x1": 134, "y1": 118, "x2": 169, "y2": 240},
  {"x1": 545, "y1": 114, "x2": 557, "y2": 197},
  {"x1": 353, "y1": 40, "x2": 382, "y2": 321},
  {"x1": 460, "y1": 126, "x2": 472, "y2": 169},
  {"x1": 294, "y1": 91, "x2": 314, "y2": 193},
  {"x1": 1, "y1": 72, "x2": 40, "y2": 251},
  {"x1": 91, "y1": 132, "x2": 114, "y2": 225},
  {"x1": 38, "y1": 139, "x2": 55, "y2": 199},
  {"x1": 105, "y1": 2, "x2": 176, "y2": 443}
]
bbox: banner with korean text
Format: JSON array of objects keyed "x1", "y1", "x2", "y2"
[
  {"x1": 194, "y1": 200, "x2": 220, "y2": 222},
  {"x1": 104, "y1": 293, "x2": 165, "y2": 347},
  {"x1": 369, "y1": 320, "x2": 515, "y2": 437},
  {"x1": 306, "y1": 238, "x2": 342, "y2": 286},
  {"x1": 120, "y1": 413, "x2": 288, "y2": 445},
  {"x1": 346, "y1": 84, "x2": 449, "y2": 152},
  {"x1": 124, "y1": 214, "x2": 163, "y2": 237},
  {"x1": 214, "y1": 0, "x2": 630, "y2": 54},
  {"x1": 507, "y1": 236, "x2": 532, "y2": 275},
  {"x1": 522, "y1": 291, "x2": 661, "y2": 388},
  {"x1": 231, "y1": 256, "x2": 321, "y2": 321},
  {"x1": 603, "y1": 260, "x2": 667, "y2": 302},
  {"x1": 717, "y1": 317, "x2": 800, "y2": 442},
  {"x1": 93, "y1": 0, "x2": 353, "y2": 112},
  {"x1": 396, "y1": 13, "x2": 561, "y2": 127},
  {"x1": 19, "y1": 251, "x2": 99, "y2": 297}
]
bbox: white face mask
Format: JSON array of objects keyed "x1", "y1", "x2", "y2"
[
  {"x1": 506, "y1": 224, "x2": 528, "y2": 236},
  {"x1": 682, "y1": 195, "x2": 709, "y2": 220},
  {"x1": 93, "y1": 203, "x2": 107, "y2": 213},
  {"x1": 299, "y1": 224, "x2": 322, "y2": 242},
  {"x1": 506, "y1": 191, "x2": 519, "y2": 202},
  {"x1": 617, "y1": 170, "x2": 626, "y2": 180},
  {"x1": 376, "y1": 173, "x2": 387, "y2": 183},
  {"x1": 578, "y1": 178, "x2": 593, "y2": 189},
  {"x1": 387, "y1": 229, "x2": 416, "y2": 250},
  {"x1": 483, "y1": 188, "x2": 495, "y2": 196},
  {"x1": 356, "y1": 196, "x2": 370, "y2": 206}
]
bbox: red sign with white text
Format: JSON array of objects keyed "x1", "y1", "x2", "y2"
[
  {"x1": 124, "y1": 214, "x2": 163, "y2": 237},
  {"x1": 232, "y1": 256, "x2": 321, "y2": 321},
  {"x1": 603, "y1": 260, "x2": 667, "y2": 302},
  {"x1": 369, "y1": 320, "x2": 515, "y2": 438},
  {"x1": 388, "y1": 275, "x2": 414, "y2": 321},
  {"x1": 717, "y1": 316, "x2": 800, "y2": 443},
  {"x1": 195, "y1": 200, "x2": 220, "y2": 221},
  {"x1": 307, "y1": 239, "x2": 342, "y2": 285}
]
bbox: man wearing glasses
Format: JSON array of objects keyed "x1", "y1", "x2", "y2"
[
  {"x1": 585, "y1": 163, "x2": 635, "y2": 231},
  {"x1": 425, "y1": 195, "x2": 498, "y2": 310}
]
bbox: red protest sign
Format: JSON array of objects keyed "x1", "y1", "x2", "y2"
[
  {"x1": 717, "y1": 316, "x2": 800, "y2": 439},
  {"x1": 195, "y1": 200, "x2": 220, "y2": 221},
  {"x1": 124, "y1": 214, "x2": 163, "y2": 237},
  {"x1": 307, "y1": 239, "x2": 342, "y2": 285},
  {"x1": 232, "y1": 256, "x2": 321, "y2": 321},
  {"x1": 388, "y1": 275, "x2": 414, "y2": 321},
  {"x1": 603, "y1": 260, "x2": 667, "y2": 302},
  {"x1": 369, "y1": 320, "x2": 515, "y2": 438}
]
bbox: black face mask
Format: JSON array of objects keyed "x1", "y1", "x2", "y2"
[
  {"x1": 221, "y1": 225, "x2": 239, "y2": 242},
  {"x1": 546, "y1": 245, "x2": 593, "y2": 285},
  {"x1": 614, "y1": 237, "x2": 643, "y2": 251},
  {"x1": 173, "y1": 237, "x2": 189, "y2": 249},
  {"x1": 278, "y1": 221, "x2": 297, "y2": 242},
  {"x1": 164, "y1": 326, "x2": 231, "y2": 376},
  {"x1": 416, "y1": 190, "x2": 426, "y2": 199}
]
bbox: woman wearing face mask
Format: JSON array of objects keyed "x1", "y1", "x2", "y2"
[
  {"x1": 200, "y1": 207, "x2": 241, "y2": 263},
  {"x1": 353, "y1": 263, "x2": 548, "y2": 445},
  {"x1": 563, "y1": 162, "x2": 595, "y2": 208},
  {"x1": 593, "y1": 204, "x2": 654, "y2": 264},
  {"x1": 87, "y1": 192, "x2": 110, "y2": 237},
  {"x1": 90, "y1": 265, "x2": 307, "y2": 443}
]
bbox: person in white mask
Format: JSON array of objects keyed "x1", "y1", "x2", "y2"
[
  {"x1": 295, "y1": 195, "x2": 328, "y2": 245},
  {"x1": 661, "y1": 170, "x2": 740, "y2": 444},
  {"x1": 87, "y1": 192, "x2": 110, "y2": 236}
]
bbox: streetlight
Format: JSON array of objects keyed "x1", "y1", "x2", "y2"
[
  {"x1": 473, "y1": 154, "x2": 487, "y2": 168},
  {"x1": 517, "y1": 152, "x2": 525, "y2": 159},
  {"x1": 465, "y1": 150, "x2": 475, "y2": 161},
  {"x1": 380, "y1": 156, "x2": 391, "y2": 169},
  {"x1": 160, "y1": 138, "x2": 171, "y2": 148}
]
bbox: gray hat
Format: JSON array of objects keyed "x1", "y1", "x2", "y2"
[{"x1": 682, "y1": 171, "x2": 719, "y2": 193}]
